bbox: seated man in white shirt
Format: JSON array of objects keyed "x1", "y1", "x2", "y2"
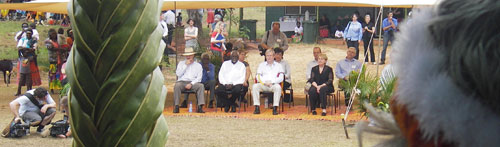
[
  {"x1": 252, "y1": 49, "x2": 284, "y2": 115},
  {"x1": 216, "y1": 51, "x2": 246, "y2": 113},
  {"x1": 173, "y1": 47, "x2": 205, "y2": 113}
]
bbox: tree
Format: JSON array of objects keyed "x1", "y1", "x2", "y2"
[{"x1": 66, "y1": 0, "x2": 168, "y2": 146}]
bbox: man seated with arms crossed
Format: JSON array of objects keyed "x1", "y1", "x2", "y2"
[
  {"x1": 216, "y1": 51, "x2": 246, "y2": 113},
  {"x1": 173, "y1": 47, "x2": 205, "y2": 113},
  {"x1": 9, "y1": 88, "x2": 56, "y2": 134},
  {"x1": 335, "y1": 47, "x2": 362, "y2": 106},
  {"x1": 252, "y1": 49, "x2": 284, "y2": 115}
]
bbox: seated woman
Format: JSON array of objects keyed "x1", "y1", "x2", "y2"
[{"x1": 308, "y1": 53, "x2": 334, "y2": 116}]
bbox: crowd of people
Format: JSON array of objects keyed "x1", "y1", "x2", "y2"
[
  {"x1": 173, "y1": 45, "x2": 362, "y2": 116},
  {"x1": 5, "y1": 22, "x2": 73, "y2": 138},
  {"x1": 167, "y1": 10, "x2": 375, "y2": 116}
]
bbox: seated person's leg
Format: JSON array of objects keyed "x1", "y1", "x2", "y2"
[
  {"x1": 251, "y1": 84, "x2": 262, "y2": 106},
  {"x1": 191, "y1": 83, "x2": 205, "y2": 105},
  {"x1": 308, "y1": 86, "x2": 319, "y2": 111},
  {"x1": 173, "y1": 81, "x2": 186, "y2": 106},
  {"x1": 41, "y1": 108, "x2": 56, "y2": 126},
  {"x1": 271, "y1": 84, "x2": 282, "y2": 107},
  {"x1": 21, "y1": 111, "x2": 42, "y2": 126},
  {"x1": 207, "y1": 80, "x2": 216, "y2": 101},
  {"x1": 215, "y1": 84, "x2": 228, "y2": 106}
]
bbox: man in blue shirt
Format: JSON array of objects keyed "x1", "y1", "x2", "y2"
[
  {"x1": 182, "y1": 53, "x2": 216, "y2": 108},
  {"x1": 335, "y1": 47, "x2": 362, "y2": 106},
  {"x1": 380, "y1": 12, "x2": 398, "y2": 64}
]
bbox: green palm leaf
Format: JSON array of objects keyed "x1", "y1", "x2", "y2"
[{"x1": 66, "y1": 0, "x2": 168, "y2": 146}]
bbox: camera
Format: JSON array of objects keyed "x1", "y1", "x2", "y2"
[
  {"x1": 8, "y1": 122, "x2": 30, "y2": 138},
  {"x1": 258, "y1": 45, "x2": 266, "y2": 56},
  {"x1": 50, "y1": 120, "x2": 69, "y2": 137}
]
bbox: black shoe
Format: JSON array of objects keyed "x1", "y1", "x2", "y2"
[
  {"x1": 208, "y1": 100, "x2": 214, "y2": 108},
  {"x1": 379, "y1": 61, "x2": 385, "y2": 65},
  {"x1": 321, "y1": 112, "x2": 327, "y2": 116},
  {"x1": 37, "y1": 126, "x2": 45, "y2": 133},
  {"x1": 180, "y1": 100, "x2": 187, "y2": 108},
  {"x1": 253, "y1": 106, "x2": 260, "y2": 114},
  {"x1": 197, "y1": 105, "x2": 205, "y2": 113},
  {"x1": 224, "y1": 105, "x2": 230, "y2": 113},
  {"x1": 231, "y1": 106, "x2": 237, "y2": 113},
  {"x1": 173, "y1": 105, "x2": 179, "y2": 113},
  {"x1": 312, "y1": 111, "x2": 317, "y2": 115},
  {"x1": 273, "y1": 106, "x2": 278, "y2": 115}
]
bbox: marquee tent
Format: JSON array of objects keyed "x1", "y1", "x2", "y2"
[{"x1": 0, "y1": 0, "x2": 439, "y2": 14}]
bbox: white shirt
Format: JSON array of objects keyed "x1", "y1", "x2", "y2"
[
  {"x1": 218, "y1": 61, "x2": 246, "y2": 85},
  {"x1": 17, "y1": 37, "x2": 37, "y2": 49},
  {"x1": 306, "y1": 59, "x2": 328, "y2": 80},
  {"x1": 176, "y1": 60, "x2": 203, "y2": 84},
  {"x1": 13, "y1": 89, "x2": 55, "y2": 116},
  {"x1": 160, "y1": 21, "x2": 168, "y2": 37},
  {"x1": 295, "y1": 26, "x2": 303, "y2": 34},
  {"x1": 164, "y1": 10, "x2": 176, "y2": 25},
  {"x1": 276, "y1": 60, "x2": 291, "y2": 83},
  {"x1": 256, "y1": 61, "x2": 284, "y2": 84},
  {"x1": 15, "y1": 29, "x2": 39, "y2": 42}
]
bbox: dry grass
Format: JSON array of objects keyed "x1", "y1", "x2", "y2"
[{"x1": 165, "y1": 116, "x2": 387, "y2": 147}]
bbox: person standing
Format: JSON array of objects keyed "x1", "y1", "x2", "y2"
[
  {"x1": 163, "y1": 10, "x2": 176, "y2": 47},
  {"x1": 343, "y1": 13, "x2": 363, "y2": 60},
  {"x1": 46, "y1": 29, "x2": 69, "y2": 94},
  {"x1": 184, "y1": 19, "x2": 199, "y2": 51},
  {"x1": 362, "y1": 14, "x2": 376, "y2": 64},
  {"x1": 15, "y1": 29, "x2": 41, "y2": 96},
  {"x1": 210, "y1": 22, "x2": 226, "y2": 58},
  {"x1": 380, "y1": 12, "x2": 398, "y2": 65},
  {"x1": 216, "y1": 51, "x2": 246, "y2": 112},
  {"x1": 260, "y1": 22, "x2": 289, "y2": 51}
]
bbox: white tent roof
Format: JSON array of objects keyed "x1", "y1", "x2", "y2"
[{"x1": 0, "y1": 0, "x2": 440, "y2": 14}]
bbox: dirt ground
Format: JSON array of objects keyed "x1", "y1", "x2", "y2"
[{"x1": 0, "y1": 42, "x2": 392, "y2": 146}]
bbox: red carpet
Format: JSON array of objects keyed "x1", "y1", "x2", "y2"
[{"x1": 163, "y1": 104, "x2": 364, "y2": 122}]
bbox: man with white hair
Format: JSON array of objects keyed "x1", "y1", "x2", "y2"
[{"x1": 252, "y1": 49, "x2": 284, "y2": 115}]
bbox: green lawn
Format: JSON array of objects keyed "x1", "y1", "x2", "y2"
[{"x1": 0, "y1": 21, "x2": 69, "y2": 71}]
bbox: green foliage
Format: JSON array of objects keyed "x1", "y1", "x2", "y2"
[
  {"x1": 67, "y1": 0, "x2": 168, "y2": 146},
  {"x1": 239, "y1": 26, "x2": 251, "y2": 40},
  {"x1": 339, "y1": 65, "x2": 396, "y2": 116}
]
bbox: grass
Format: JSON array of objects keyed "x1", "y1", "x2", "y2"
[{"x1": 0, "y1": 21, "x2": 70, "y2": 72}]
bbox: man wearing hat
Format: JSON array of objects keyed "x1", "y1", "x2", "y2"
[
  {"x1": 173, "y1": 47, "x2": 205, "y2": 113},
  {"x1": 260, "y1": 21, "x2": 289, "y2": 52}
]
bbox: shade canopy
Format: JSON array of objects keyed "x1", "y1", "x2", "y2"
[{"x1": 0, "y1": 0, "x2": 439, "y2": 14}]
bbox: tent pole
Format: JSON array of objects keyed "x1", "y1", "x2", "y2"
[
  {"x1": 376, "y1": 5, "x2": 383, "y2": 77},
  {"x1": 174, "y1": 1, "x2": 178, "y2": 67}
]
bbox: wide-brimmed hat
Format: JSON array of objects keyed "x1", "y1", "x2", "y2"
[{"x1": 182, "y1": 47, "x2": 196, "y2": 56}]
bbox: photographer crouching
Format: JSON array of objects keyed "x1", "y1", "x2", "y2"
[
  {"x1": 259, "y1": 21, "x2": 289, "y2": 58},
  {"x1": 8, "y1": 88, "x2": 56, "y2": 136}
]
